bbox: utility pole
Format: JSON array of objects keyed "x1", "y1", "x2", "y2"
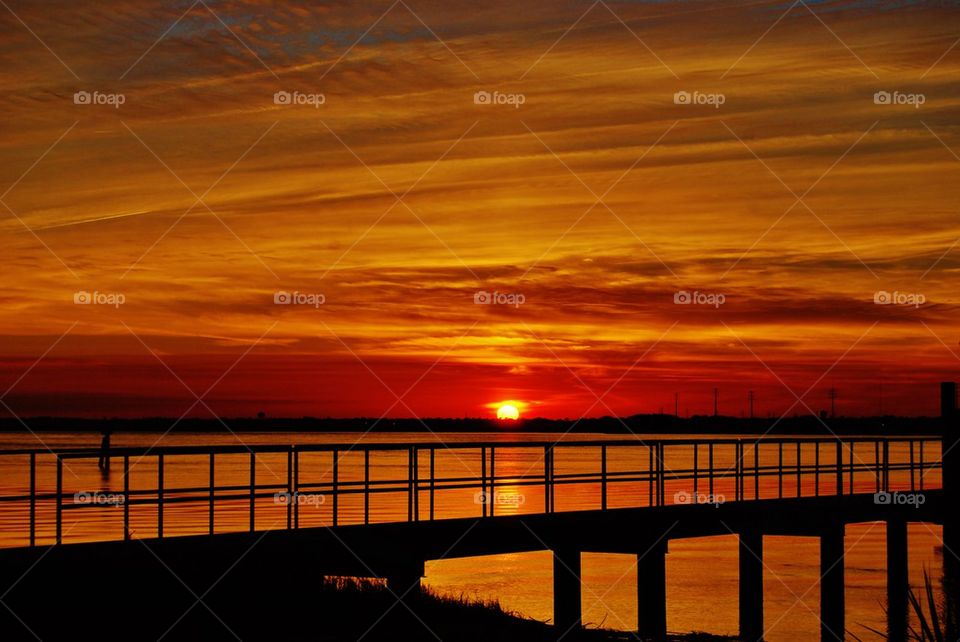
[
  {"x1": 828, "y1": 387, "x2": 837, "y2": 418},
  {"x1": 748, "y1": 390, "x2": 755, "y2": 419}
]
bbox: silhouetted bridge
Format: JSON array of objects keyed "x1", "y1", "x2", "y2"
[{"x1": 0, "y1": 432, "x2": 949, "y2": 641}]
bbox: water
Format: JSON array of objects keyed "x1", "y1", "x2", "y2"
[{"x1": 0, "y1": 431, "x2": 943, "y2": 640}]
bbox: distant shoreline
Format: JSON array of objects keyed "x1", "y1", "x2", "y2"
[{"x1": 0, "y1": 414, "x2": 944, "y2": 436}]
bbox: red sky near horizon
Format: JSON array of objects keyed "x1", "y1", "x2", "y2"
[{"x1": 1, "y1": 0, "x2": 959, "y2": 420}]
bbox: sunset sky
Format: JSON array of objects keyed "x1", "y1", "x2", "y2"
[{"x1": 1, "y1": 0, "x2": 959, "y2": 419}]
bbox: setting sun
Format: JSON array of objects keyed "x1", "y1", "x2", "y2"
[{"x1": 496, "y1": 404, "x2": 520, "y2": 421}]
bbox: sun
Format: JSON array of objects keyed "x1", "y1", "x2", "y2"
[{"x1": 496, "y1": 403, "x2": 520, "y2": 420}]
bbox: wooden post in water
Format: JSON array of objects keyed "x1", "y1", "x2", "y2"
[
  {"x1": 552, "y1": 547, "x2": 582, "y2": 636},
  {"x1": 886, "y1": 519, "x2": 908, "y2": 642},
  {"x1": 637, "y1": 540, "x2": 668, "y2": 641},
  {"x1": 820, "y1": 525, "x2": 845, "y2": 642},
  {"x1": 739, "y1": 529, "x2": 764, "y2": 641}
]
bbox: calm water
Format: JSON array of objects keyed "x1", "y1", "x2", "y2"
[{"x1": 0, "y1": 431, "x2": 944, "y2": 640}]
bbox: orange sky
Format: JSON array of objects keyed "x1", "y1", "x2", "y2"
[{"x1": 1, "y1": 0, "x2": 959, "y2": 419}]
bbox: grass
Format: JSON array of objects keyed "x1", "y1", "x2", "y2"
[{"x1": 302, "y1": 577, "x2": 735, "y2": 642}]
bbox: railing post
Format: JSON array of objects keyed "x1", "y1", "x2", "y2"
[
  {"x1": 481, "y1": 446, "x2": 487, "y2": 517},
  {"x1": 601, "y1": 444, "x2": 607, "y2": 510},
  {"x1": 333, "y1": 449, "x2": 339, "y2": 527},
  {"x1": 693, "y1": 443, "x2": 699, "y2": 496},
  {"x1": 55, "y1": 455, "x2": 62, "y2": 545},
  {"x1": 429, "y1": 448, "x2": 435, "y2": 520},
  {"x1": 123, "y1": 455, "x2": 130, "y2": 541},
  {"x1": 249, "y1": 451, "x2": 255, "y2": 532},
  {"x1": 657, "y1": 443, "x2": 665, "y2": 506},
  {"x1": 708, "y1": 443, "x2": 714, "y2": 498},
  {"x1": 489, "y1": 447, "x2": 495, "y2": 518},
  {"x1": 413, "y1": 447, "x2": 419, "y2": 521},
  {"x1": 754, "y1": 442, "x2": 760, "y2": 500},
  {"x1": 883, "y1": 441, "x2": 890, "y2": 491},
  {"x1": 836, "y1": 441, "x2": 843, "y2": 496},
  {"x1": 778, "y1": 442, "x2": 783, "y2": 499},
  {"x1": 815, "y1": 443, "x2": 820, "y2": 497},
  {"x1": 294, "y1": 449, "x2": 300, "y2": 529},
  {"x1": 909, "y1": 441, "x2": 915, "y2": 491},
  {"x1": 29, "y1": 452, "x2": 35, "y2": 547},
  {"x1": 157, "y1": 453, "x2": 164, "y2": 539},
  {"x1": 544, "y1": 445, "x2": 551, "y2": 513},
  {"x1": 209, "y1": 452, "x2": 215, "y2": 535},
  {"x1": 286, "y1": 448, "x2": 292, "y2": 529},
  {"x1": 364, "y1": 449, "x2": 370, "y2": 525},
  {"x1": 796, "y1": 441, "x2": 802, "y2": 498}
]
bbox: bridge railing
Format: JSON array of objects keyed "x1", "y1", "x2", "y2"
[{"x1": 0, "y1": 436, "x2": 941, "y2": 548}]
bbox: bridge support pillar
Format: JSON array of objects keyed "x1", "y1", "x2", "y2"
[
  {"x1": 739, "y1": 530, "x2": 764, "y2": 642},
  {"x1": 886, "y1": 519, "x2": 908, "y2": 642},
  {"x1": 553, "y1": 547, "x2": 582, "y2": 636},
  {"x1": 385, "y1": 560, "x2": 424, "y2": 603},
  {"x1": 637, "y1": 540, "x2": 668, "y2": 640},
  {"x1": 820, "y1": 525, "x2": 845, "y2": 642}
]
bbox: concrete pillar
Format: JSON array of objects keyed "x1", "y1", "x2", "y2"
[
  {"x1": 739, "y1": 530, "x2": 764, "y2": 641},
  {"x1": 385, "y1": 560, "x2": 424, "y2": 601},
  {"x1": 820, "y1": 526, "x2": 845, "y2": 642},
  {"x1": 553, "y1": 547, "x2": 582, "y2": 636},
  {"x1": 637, "y1": 541, "x2": 668, "y2": 640},
  {"x1": 886, "y1": 520, "x2": 908, "y2": 642}
]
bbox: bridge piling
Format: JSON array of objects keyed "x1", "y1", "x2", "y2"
[
  {"x1": 637, "y1": 540, "x2": 668, "y2": 641},
  {"x1": 385, "y1": 560, "x2": 424, "y2": 604},
  {"x1": 820, "y1": 525, "x2": 845, "y2": 642},
  {"x1": 886, "y1": 519, "x2": 908, "y2": 642},
  {"x1": 552, "y1": 547, "x2": 582, "y2": 636},
  {"x1": 739, "y1": 530, "x2": 764, "y2": 642}
]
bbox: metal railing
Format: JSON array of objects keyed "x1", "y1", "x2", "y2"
[{"x1": 0, "y1": 436, "x2": 941, "y2": 548}]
